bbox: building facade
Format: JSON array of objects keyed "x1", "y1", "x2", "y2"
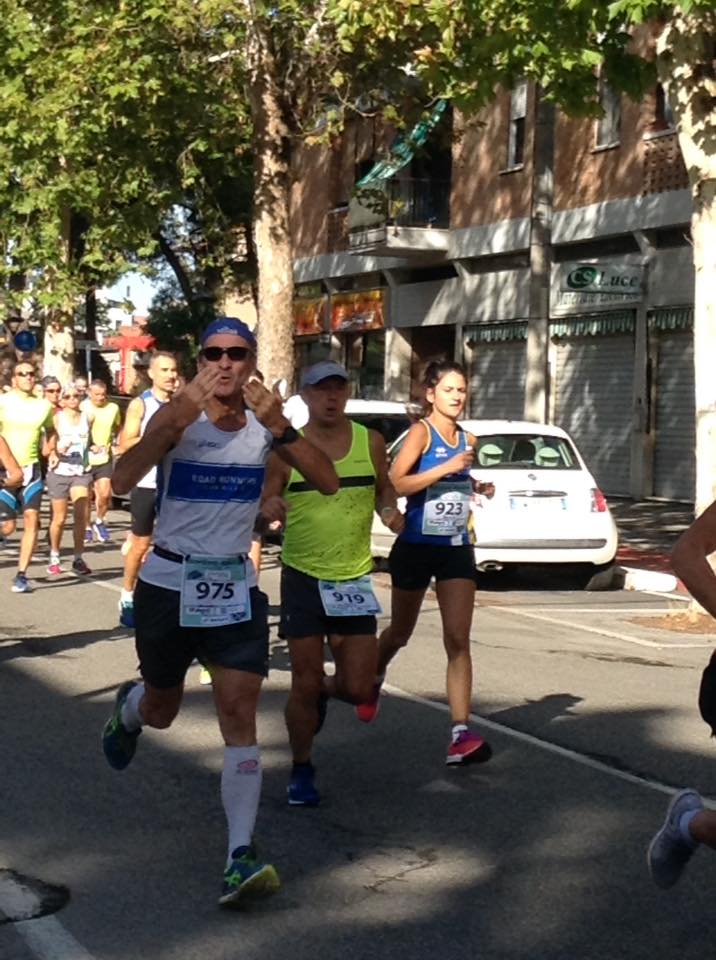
[{"x1": 289, "y1": 74, "x2": 693, "y2": 502}]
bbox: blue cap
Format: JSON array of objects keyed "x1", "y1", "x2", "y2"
[
  {"x1": 300, "y1": 361, "x2": 349, "y2": 387},
  {"x1": 200, "y1": 317, "x2": 256, "y2": 351},
  {"x1": 14, "y1": 330, "x2": 37, "y2": 353}
]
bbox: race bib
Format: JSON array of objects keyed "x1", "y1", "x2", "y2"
[
  {"x1": 180, "y1": 555, "x2": 251, "y2": 627},
  {"x1": 88, "y1": 445, "x2": 109, "y2": 467},
  {"x1": 422, "y1": 480, "x2": 472, "y2": 537},
  {"x1": 319, "y1": 575, "x2": 382, "y2": 617}
]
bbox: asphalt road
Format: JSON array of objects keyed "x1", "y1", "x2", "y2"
[{"x1": 2, "y1": 513, "x2": 716, "y2": 960}]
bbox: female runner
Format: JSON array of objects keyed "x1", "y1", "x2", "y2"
[{"x1": 358, "y1": 360, "x2": 493, "y2": 765}]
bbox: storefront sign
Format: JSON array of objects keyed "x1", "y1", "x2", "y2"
[
  {"x1": 330, "y1": 290, "x2": 385, "y2": 334},
  {"x1": 554, "y1": 263, "x2": 643, "y2": 314},
  {"x1": 294, "y1": 296, "x2": 328, "y2": 336}
]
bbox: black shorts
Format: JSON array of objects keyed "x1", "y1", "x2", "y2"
[
  {"x1": 130, "y1": 487, "x2": 157, "y2": 537},
  {"x1": 134, "y1": 579, "x2": 270, "y2": 688},
  {"x1": 278, "y1": 565, "x2": 378, "y2": 639},
  {"x1": 91, "y1": 461, "x2": 114, "y2": 482},
  {"x1": 389, "y1": 538, "x2": 477, "y2": 591},
  {"x1": 0, "y1": 464, "x2": 43, "y2": 519}
]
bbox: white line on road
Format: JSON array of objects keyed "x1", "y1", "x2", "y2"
[
  {"x1": 0, "y1": 874, "x2": 97, "y2": 960},
  {"x1": 383, "y1": 682, "x2": 716, "y2": 808},
  {"x1": 491, "y1": 606, "x2": 713, "y2": 649}
]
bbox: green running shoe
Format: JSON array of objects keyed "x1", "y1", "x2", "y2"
[
  {"x1": 102, "y1": 680, "x2": 141, "y2": 770},
  {"x1": 218, "y1": 845, "x2": 280, "y2": 908}
]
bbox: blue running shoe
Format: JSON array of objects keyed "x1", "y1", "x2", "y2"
[
  {"x1": 287, "y1": 763, "x2": 321, "y2": 807},
  {"x1": 218, "y1": 845, "x2": 280, "y2": 908},
  {"x1": 119, "y1": 599, "x2": 134, "y2": 629},
  {"x1": 84, "y1": 527, "x2": 94, "y2": 545},
  {"x1": 11, "y1": 573, "x2": 31, "y2": 593},
  {"x1": 648, "y1": 788, "x2": 703, "y2": 888},
  {"x1": 102, "y1": 680, "x2": 141, "y2": 770},
  {"x1": 93, "y1": 521, "x2": 111, "y2": 543}
]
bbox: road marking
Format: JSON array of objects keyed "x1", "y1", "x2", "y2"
[
  {"x1": 88, "y1": 579, "x2": 122, "y2": 594},
  {"x1": 0, "y1": 874, "x2": 96, "y2": 960},
  {"x1": 383, "y1": 682, "x2": 716, "y2": 808},
  {"x1": 491, "y1": 606, "x2": 713, "y2": 649}
]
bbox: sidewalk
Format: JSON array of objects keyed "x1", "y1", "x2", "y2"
[{"x1": 610, "y1": 497, "x2": 693, "y2": 590}]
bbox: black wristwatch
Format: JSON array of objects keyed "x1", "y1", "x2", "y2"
[{"x1": 272, "y1": 424, "x2": 300, "y2": 446}]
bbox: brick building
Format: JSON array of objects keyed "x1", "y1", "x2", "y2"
[{"x1": 289, "y1": 74, "x2": 693, "y2": 502}]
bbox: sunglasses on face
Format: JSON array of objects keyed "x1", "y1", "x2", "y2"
[
  {"x1": 45, "y1": 387, "x2": 60, "y2": 393},
  {"x1": 17, "y1": 371, "x2": 35, "y2": 377},
  {"x1": 65, "y1": 394, "x2": 80, "y2": 400},
  {"x1": 201, "y1": 346, "x2": 252, "y2": 362}
]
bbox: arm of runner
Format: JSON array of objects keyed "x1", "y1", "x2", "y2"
[
  {"x1": 369, "y1": 429, "x2": 404, "y2": 534},
  {"x1": 390, "y1": 422, "x2": 474, "y2": 497},
  {"x1": 259, "y1": 452, "x2": 291, "y2": 527},
  {"x1": 0, "y1": 436, "x2": 23, "y2": 489},
  {"x1": 671, "y1": 501, "x2": 716, "y2": 619},
  {"x1": 243, "y1": 380, "x2": 339, "y2": 495},
  {"x1": 112, "y1": 367, "x2": 221, "y2": 495},
  {"x1": 117, "y1": 396, "x2": 145, "y2": 454}
]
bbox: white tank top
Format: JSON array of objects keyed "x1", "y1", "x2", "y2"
[
  {"x1": 139, "y1": 410, "x2": 273, "y2": 591},
  {"x1": 53, "y1": 411, "x2": 90, "y2": 477},
  {"x1": 135, "y1": 389, "x2": 167, "y2": 489}
]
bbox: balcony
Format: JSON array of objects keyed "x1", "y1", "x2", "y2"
[{"x1": 348, "y1": 178, "x2": 451, "y2": 258}]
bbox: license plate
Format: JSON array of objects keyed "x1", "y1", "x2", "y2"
[{"x1": 509, "y1": 496, "x2": 566, "y2": 511}]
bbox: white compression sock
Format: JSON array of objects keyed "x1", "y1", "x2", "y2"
[
  {"x1": 120, "y1": 682, "x2": 145, "y2": 732},
  {"x1": 221, "y1": 745, "x2": 262, "y2": 864}
]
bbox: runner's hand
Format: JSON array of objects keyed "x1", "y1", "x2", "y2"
[
  {"x1": 260, "y1": 495, "x2": 290, "y2": 526},
  {"x1": 48, "y1": 452, "x2": 59, "y2": 470},
  {"x1": 443, "y1": 448, "x2": 475, "y2": 475},
  {"x1": 243, "y1": 380, "x2": 285, "y2": 434},
  {"x1": 475, "y1": 480, "x2": 495, "y2": 499},
  {"x1": 169, "y1": 367, "x2": 222, "y2": 429},
  {"x1": 380, "y1": 506, "x2": 404, "y2": 534}
]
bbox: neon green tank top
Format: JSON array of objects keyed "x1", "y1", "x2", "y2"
[{"x1": 282, "y1": 421, "x2": 376, "y2": 581}]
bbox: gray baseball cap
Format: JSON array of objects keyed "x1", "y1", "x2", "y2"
[{"x1": 300, "y1": 361, "x2": 349, "y2": 387}]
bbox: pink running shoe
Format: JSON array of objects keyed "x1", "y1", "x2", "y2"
[
  {"x1": 446, "y1": 728, "x2": 492, "y2": 766},
  {"x1": 47, "y1": 561, "x2": 62, "y2": 576},
  {"x1": 356, "y1": 680, "x2": 383, "y2": 724}
]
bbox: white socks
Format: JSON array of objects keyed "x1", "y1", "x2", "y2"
[
  {"x1": 221, "y1": 745, "x2": 262, "y2": 864},
  {"x1": 121, "y1": 682, "x2": 145, "y2": 732}
]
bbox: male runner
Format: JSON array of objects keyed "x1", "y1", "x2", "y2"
[
  {"x1": 117, "y1": 352, "x2": 178, "y2": 626},
  {"x1": 82, "y1": 379, "x2": 121, "y2": 542},
  {"x1": 0, "y1": 361, "x2": 56, "y2": 592},
  {"x1": 261, "y1": 361, "x2": 403, "y2": 806},
  {"x1": 102, "y1": 318, "x2": 338, "y2": 906}
]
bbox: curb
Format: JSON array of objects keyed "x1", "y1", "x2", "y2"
[{"x1": 615, "y1": 564, "x2": 682, "y2": 594}]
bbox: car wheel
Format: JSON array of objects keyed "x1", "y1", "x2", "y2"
[{"x1": 575, "y1": 562, "x2": 617, "y2": 591}]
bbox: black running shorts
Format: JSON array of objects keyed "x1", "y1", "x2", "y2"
[
  {"x1": 278, "y1": 564, "x2": 378, "y2": 639},
  {"x1": 130, "y1": 487, "x2": 157, "y2": 537},
  {"x1": 134, "y1": 579, "x2": 270, "y2": 688},
  {"x1": 388, "y1": 538, "x2": 477, "y2": 591}
]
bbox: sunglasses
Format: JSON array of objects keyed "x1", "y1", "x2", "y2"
[
  {"x1": 17, "y1": 370, "x2": 35, "y2": 377},
  {"x1": 65, "y1": 394, "x2": 80, "y2": 399},
  {"x1": 201, "y1": 346, "x2": 252, "y2": 362},
  {"x1": 45, "y1": 387, "x2": 60, "y2": 393}
]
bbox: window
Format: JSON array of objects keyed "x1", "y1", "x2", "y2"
[
  {"x1": 507, "y1": 81, "x2": 527, "y2": 168},
  {"x1": 654, "y1": 83, "x2": 675, "y2": 131},
  {"x1": 595, "y1": 77, "x2": 621, "y2": 148}
]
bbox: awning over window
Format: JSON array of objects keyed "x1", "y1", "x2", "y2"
[
  {"x1": 648, "y1": 306, "x2": 693, "y2": 331},
  {"x1": 356, "y1": 100, "x2": 448, "y2": 187},
  {"x1": 549, "y1": 311, "x2": 635, "y2": 338},
  {"x1": 466, "y1": 321, "x2": 528, "y2": 343}
]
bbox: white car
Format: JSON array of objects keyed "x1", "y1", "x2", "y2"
[
  {"x1": 371, "y1": 419, "x2": 618, "y2": 579},
  {"x1": 286, "y1": 396, "x2": 417, "y2": 444}
]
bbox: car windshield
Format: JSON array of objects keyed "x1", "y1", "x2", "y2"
[
  {"x1": 476, "y1": 434, "x2": 580, "y2": 469},
  {"x1": 350, "y1": 413, "x2": 412, "y2": 445}
]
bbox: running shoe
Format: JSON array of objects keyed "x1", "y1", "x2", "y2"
[
  {"x1": 102, "y1": 680, "x2": 142, "y2": 770},
  {"x1": 11, "y1": 573, "x2": 31, "y2": 593},
  {"x1": 199, "y1": 666, "x2": 212, "y2": 686},
  {"x1": 219, "y1": 845, "x2": 280, "y2": 908},
  {"x1": 446, "y1": 728, "x2": 492, "y2": 766},
  {"x1": 47, "y1": 561, "x2": 62, "y2": 576},
  {"x1": 118, "y1": 599, "x2": 134, "y2": 629},
  {"x1": 92, "y1": 521, "x2": 111, "y2": 543},
  {"x1": 356, "y1": 679, "x2": 383, "y2": 723},
  {"x1": 72, "y1": 558, "x2": 92, "y2": 576},
  {"x1": 647, "y1": 788, "x2": 703, "y2": 888},
  {"x1": 287, "y1": 763, "x2": 321, "y2": 807},
  {"x1": 84, "y1": 527, "x2": 93, "y2": 545}
]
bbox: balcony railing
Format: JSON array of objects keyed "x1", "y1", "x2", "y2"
[
  {"x1": 384, "y1": 178, "x2": 450, "y2": 228},
  {"x1": 326, "y1": 206, "x2": 349, "y2": 253},
  {"x1": 643, "y1": 131, "x2": 689, "y2": 195}
]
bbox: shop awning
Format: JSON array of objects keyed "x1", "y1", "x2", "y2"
[
  {"x1": 549, "y1": 311, "x2": 635, "y2": 338},
  {"x1": 356, "y1": 100, "x2": 448, "y2": 187},
  {"x1": 648, "y1": 306, "x2": 693, "y2": 331}
]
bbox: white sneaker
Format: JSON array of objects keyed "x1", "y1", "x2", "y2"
[{"x1": 647, "y1": 788, "x2": 703, "y2": 888}]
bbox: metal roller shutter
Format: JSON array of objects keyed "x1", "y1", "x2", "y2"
[
  {"x1": 553, "y1": 334, "x2": 634, "y2": 495},
  {"x1": 653, "y1": 331, "x2": 694, "y2": 501},
  {"x1": 468, "y1": 340, "x2": 526, "y2": 419}
]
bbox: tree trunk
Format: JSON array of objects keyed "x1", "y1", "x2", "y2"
[
  {"x1": 156, "y1": 231, "x2": 206, "y2": 327},
  {"x1": 244, "y1": 17, "x2": 295, "y2": 388},
  {"x1": 524, "y1": 90, "x2": 554, "y2": 423}
]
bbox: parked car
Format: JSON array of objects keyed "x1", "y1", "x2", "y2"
[{"x1": 371, "y1": 419, "x2": 618, "y2": 583}]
